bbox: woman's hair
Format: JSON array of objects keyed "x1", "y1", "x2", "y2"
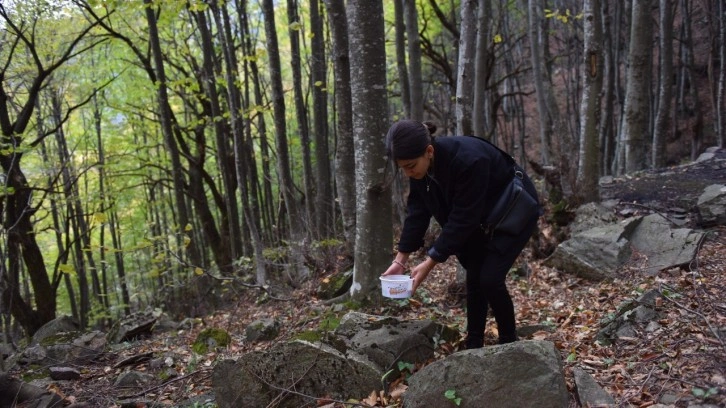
[{"x1": 385, "y1": 120, "x2": 437, "y2": 160}]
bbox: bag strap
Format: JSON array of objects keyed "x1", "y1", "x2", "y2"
[{"x1": 465, "y1": 135, "x2": 520, "y2": 174}]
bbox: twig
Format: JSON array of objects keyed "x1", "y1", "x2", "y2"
[
  {"x1": 659, "y1": 284, "x2": 725, "y2": 348},
  {"x1": 116, "y1": 368, "x2": 211, "y2": 399}
]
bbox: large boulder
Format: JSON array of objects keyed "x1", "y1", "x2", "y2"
[
  {"x1": 697, "y1": 184, "x2": 726, "y2": 227},
  {"x1": 403, "y1": 340, "x2": 569, "y2": 408},
  {"x1": 212, "y1": 311, "x2": 457, "y2": 408},
  {"x1": 543, "y1": 218, "x2": 641, "y2": 280},
  {"x1": 629, "y1": 214, "x2": 705, "y2": 275},
  {"x1": 31, "y1": 315, "x2": 79, "y2": 346},
  {"x1": 212, "y1": 340, "x2": 380, "y2": 408}
]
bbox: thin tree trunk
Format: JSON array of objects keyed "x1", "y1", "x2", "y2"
[
  {"x1": 394, "y1": 0, "x2": 411, "y2": 118},
  {"x1": 286, "y1": 0, "x2": 314, "y2": 231},
  {"x1": 404, "y1": 0, "x2": 424, "y2": 120},
  {"x1": 621, "y1": 0, "x2": 653, "y2": 173},
  {"x1": 577, "y1": 0, "x2": 603, "y2": 203},
  {"x1": 717, "y1": 0, "x2": 726, "y2": 146},
  {"x1": 212, "y1": 0, "x2": 268, "y2": 285},
  {"x1": 143, "y1": 0, "x2": 201, "y2": 268},
  {"x1": 261, "y1": 0, "x2": 310, "y2": 283},
  {"x1": 599, "y1": 0, "x2": 616, "y2": 176},
  {"x1": 528, "y1": 0, "x2": 553, "y2": 165},
  {"x1": 455, "y1": 0, "x2": 477, "y2": 136},
  {"x1": 653, "y1": 0, "x2": 674, "y2": 167},
  {"x1": 323, "y1": 0, "x2": 356, "y2": 251},
  {"x1": 310, "y1": 0, "x2": 333, "y2": 239},
  {"x1": 472, "y1": 0, "x2": 492, "y2": 138}
]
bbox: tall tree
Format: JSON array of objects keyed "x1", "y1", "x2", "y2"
[
  {"x1": 142, "y1": 0, "x2": 201, "y2": 268},
  {"x1": 577, "y1": 0, "x2": 603, "y2": 203},
  {"x1": 717, "y1": 0, "x2": 726, "y2": 147},
  {"x1": 393, "y1": 0, "x2": 411, "y2": 118},
  {"x1": 0, "y1": 3, "x2": 105, "y2": 335},
  {"x1": 653, "y1": 0, "x2": 674, "y2": 167},
  {"x1": 323, "y1": 0, "x2": 356, "y2": 250},
  {"x1": 310, "y1": 0, "x2": 333, "y2": 238},
  {"x1": 347, "y1": 0, "x2": 391, "y2": 301},
  {"x1": 621, "y1": 0, "x2": 653, "y2": 173},
  {"x1": 261, "y1": 0, "x2": 310, "y2": 282},
  {"x1": 286, "y1": 0, "x2": 314, "y2": 230},
  {"x1": 455, "y1": 0, "x2": 477, "y2": 136},
  {"x1": 472, "y1": 0, "x2": 492, "y2": 138},
  {"x1": 404, "y1": 0, "x2": 424, "y2": 120}
]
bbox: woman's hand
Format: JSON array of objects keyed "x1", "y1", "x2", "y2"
[
  {"x1": 382, "y1": 254, "x2": 410, "y2": 276},
  {"x1": 410, "y1": 257, "x2": 437, "y2": 292}
]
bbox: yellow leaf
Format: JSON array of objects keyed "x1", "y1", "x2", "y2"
[
  {"x1": 59, "y1": 264, "x2": 76, "y2": 275},
  {"x1": 493, "y1": 34, "x2": 503, "y2": 44},
  {"x1": 289, "y1": 21, "x2": 301, "y2": 30},
  {"x1": 184, "y1": 223, "x2": 193, "y2": 232},
  {"x1": 184, "y1": 236, "x2": 192, "y2": 247},
  {"x1": 93, "y1": 212, "x2": 107, "y2": 224},
  {"x1": 194, "y1": 267, "x2": 204, "y2": 276}
]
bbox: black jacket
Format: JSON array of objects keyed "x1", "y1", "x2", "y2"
[{"x1": 397, "y1": 136, "x2": 537, "y2": 261}]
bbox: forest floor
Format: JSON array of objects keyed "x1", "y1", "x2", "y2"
[{"x1": 17, "y1": 149, "x2": 726, "y2": 407}]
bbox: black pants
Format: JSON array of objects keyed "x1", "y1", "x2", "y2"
[{"x1": 459, "y1": 216, "x2": 538, "y2": 348}]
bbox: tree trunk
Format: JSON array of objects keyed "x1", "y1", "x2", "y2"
[
  {"x1": 404, "y1": 0, "x2": 424, "y2": 120},
  {"x1": 599, "y1": 0, "x2": 617, "y2": 176},
  {"x1": 527, "y1": 0, "x2": 553, "y2": 165},
  {"x1": 310, "y1": 0, "x2": 334, "y2": 239},
  {"x1": 653, "y1": 0, "x2": 674, "y2": 167},
  {"x1": 323, "y1": 0, "x2": 356, "y2": 251},
  {"x1": 393, "y1": 0, "x2": 411, "y2": 118},
  {"x1": 577, "y1": 0, "x2": 604, "y2": 203},
  {"x1": 143, "y1": 0, "x2": 201, "y2": 268},
  {"x1": 455, "y1": 0, "x2": 477, "y2": 136},
  {"x1": 472, "y1": 0, "x2": 492, "y2": 138},
  {"x1": 261, "y1": 0, "x2": 310, "y2": 283},
  {"x1": 347, "y1": 0, "x2": 391, "y2": 301},
  {"x1": 286, "y1": 0, "x2": 314, "y2": 232},
  {"x1": 621, "y1": 0, "x2": 653, "y2": 173},
  {"x1": 717, "y1": 0, "x2": 726, "y2": 147}
]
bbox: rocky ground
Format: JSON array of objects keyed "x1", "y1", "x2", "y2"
[{"x1": 5, "y1": 149, "x2": 726, "y2": 407}]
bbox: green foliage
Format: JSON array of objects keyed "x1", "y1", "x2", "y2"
[
  {"x1": 191, "y1": 328, "x2": 231, "y2": 354},
  {"x1": 692, "y1": 387, "x2": 719, "y2": 400},
  {"x1": 444, "y1": 389, "x2": 462, "y2": 406}
]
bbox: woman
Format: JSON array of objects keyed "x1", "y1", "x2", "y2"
[{"x1": 382, "y1": 120, "x2": 541, "y2": 348}]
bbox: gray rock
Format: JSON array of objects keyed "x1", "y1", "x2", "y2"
[
  {"x1": 697, "y1": 184, "x2": 726, "y2": 227},
  {"x1": 403, "y1": 340, "x2": 568, "y2": 408},
  {"x1": 630, "y1": 214, "x2": 705, "y2": 275},
  {"x1": 212, "y1": 340, "x2": 380, "y2": 408},
  {"x1": 31, "y1": 315, "x2": 79, "y2": 346},
  {"x1": 21, "y1": 331, "x2": 106, "y2": 366},
  {"x1": 48, "y1": 366, "x2": 81, "y2": 381},
  {"x1": 573, "y1": 367, "x2": 616, "y2": 407},
  {"x1": 114, "y1": 370, "x2": 155, "y2": 388},
  {"x1": 544, "y1": 218, "x2": 641, "y2": 280},
  {"x1": 570, "y1": 202, "x2": 619, "y2": 235},
  {"x1": 244, "y1": 318, "x2": 280, "y2": 342}
]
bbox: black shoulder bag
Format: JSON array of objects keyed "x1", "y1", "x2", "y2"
[{"x1": 477, "y1": 138, "x2": 542, "y2": 238}]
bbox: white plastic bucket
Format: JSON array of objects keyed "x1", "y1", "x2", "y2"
[{"x1": 380, "y1": 275, "x2": 414, "y2": 299}]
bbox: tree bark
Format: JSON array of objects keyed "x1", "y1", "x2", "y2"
[
  {"x1": 621, "y1": 0, "x2": 653, "y2": 173},
  {"x1": 323, "y1": 0, "x2": 356, "y2": 251},
  {"x1": 653, "y1": 0, "x2": 674, "y2": 167},
  {"x1": 347, "y1": 0, "x2": 391, "y2": 301},
  {"x1": 577, "y1": 0, "x2": 604, "y2": 203},
  {"x1": 404, "y1": 0, "x2": 424, "y2": 120},
  {"x1": 455, "y1": 0, "x2": 477, "y2": 136},
  {"x1": 261, "y1": 0, "x2": 310, "y2": 283}
]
